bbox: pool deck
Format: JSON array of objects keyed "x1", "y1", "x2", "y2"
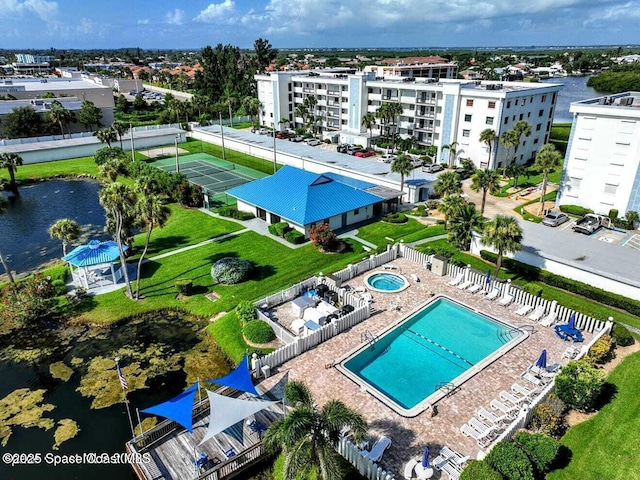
[{"x1": 256, "y1": 257, "x2": 594, "y2": 476}]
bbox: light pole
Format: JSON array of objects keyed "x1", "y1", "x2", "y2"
[
  {"x1": 219, "y1": 113, "x2": 226, "y2": 161},
  {"x1": 175, "y1": 134, "x2": 180, "y2": 173},
  {"x1": 129, "y1": 123, "x2": 135, "y2": 161},
  {"x1": 272, "y1": 121, "x2": 280, "y2": 174}
]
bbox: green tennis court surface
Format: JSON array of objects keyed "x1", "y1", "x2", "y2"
[{"x1": 147, "y1": 153, "x2": 267, "y2": 206}]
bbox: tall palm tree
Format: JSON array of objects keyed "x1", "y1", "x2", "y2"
[
  {"x1": 242, "y1": 96, "x2": 261, "y2": 128},
  {"x1": 375, "y1": 103, "x2": 390, "y2": 141},
  {"x1": 434, "y1": 171, "x2": 462, "y2": 198},
  {"x1": 295, "y1": 104, "x2": 309, "y2": 131},
  {"x1": 534, "y1": 143, "x2": 563, "y2": 215},
  {"x1": 387, "y1": 102, "x2": 403, "y2": 149},
  {"x1": 499, "y1": 130, "x2": 519, "y2": 175},
  {"x1": 479, "y1": 128, "x2": 497, "y2": 167},
  {"x1": 98, "y1": 158, "x2": 128, "y2": 182},
  {"x1": 263, "y1": 381, "x2": 367, "y2": 480},
  {"x1": 481, "y1": 214, "x2": 523, "y2": 277},
  {"x1": 361, "y1": 112, "x2": 376, "y2": 149},
  {"x1": 48, "y1": 100, "x2": 74, "y2": 139},
  {"x1": 512, "y1": 120, "x2": 532, "y2": 164},
  {"x1": 506, "y1": 163, "x2": 528, "y2": 189},
  {"x1": 470, "y1": 168, "x2": 500, "y2": 214},
  {"x1": 134, "y1": 194, "x2": 171, "y2": 300},
  {"x1": 95, "y1": 127, "x2": 117, "y2": 147},
  {"x1": 448, "y1": 204, "x2": 485, "y2": 251},
  {"x1": 442, "y1": 141, "x2": 459, "y2": 167},
  {"x1": 221, "y1": 86, "x2": 239, "y2": 126},
  {"x1": 0, "y1": 153, "x2": 23, "y2": 195},
  {"x1": 112, "y1": 122, "x2": 128, "y2": 150},
  {"x1": 438, "y1": 194, "x2": 465, "y2": 230},
  {"x1": 391, "y1": 154, "x2": 414, "y2": 203},
  {"x1": 0, "y1": 196, "x2": 16, "y2": 286},
  {"x1": 99, "y1": 183, "x2": 137, "y2": 298},
  {"x1": 48, "y1": 219, "x2": 81, "y2": 256}
]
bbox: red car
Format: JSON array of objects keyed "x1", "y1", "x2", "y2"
[
  {"x1": 354, "y1": 149, "x2": 375, "y2": 158},
  {"x1": 275, "y1": 132, "x2": 290, "y2": 139}
]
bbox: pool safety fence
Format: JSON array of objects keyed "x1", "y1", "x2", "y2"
[
  {"x1": 256, "y1": 277, "x2": 318, "y2": 310},
  {"x1": 485, "y1": 321, "x2": 613, "y2": 451},
  {"x1": 338, "y1": 437, "x2": 394, "y2": 480},
  {"x1": 257, "y1": 310, "x2": 297, "y2": 345},
  {"x1": 330, "y1": 248, "x2": 399, "y2": 283}
]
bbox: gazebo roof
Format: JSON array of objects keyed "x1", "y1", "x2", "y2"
[{"x1": 62, "y1": 240, "x2": 126, "y2": 267}]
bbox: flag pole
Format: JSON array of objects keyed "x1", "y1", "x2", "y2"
[
  {"x1": 115, "y1": 357, "x2": 135, "y2": 437},
  {"x1": 135, "y1": 407, "x2": 143, "y2": 437}
]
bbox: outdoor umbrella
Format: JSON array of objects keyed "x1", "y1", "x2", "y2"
[
  {"x1": 535, "y1": 349, "x2": 547, "y2": 370},
  {"x1": 567, "y1": 313, "x2": 576, "y2": 331},
  {"x1": 422, "y1": 446, "x2": 430, "y2": 469},
  {"x1": 485, "y1": 270, "x2": 491, "y2": 284}
]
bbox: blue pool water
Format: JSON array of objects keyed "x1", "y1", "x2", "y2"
[
  {"x1": 343, "y1": 298, "x2": 517, "y2": 410},
  {"x1": 366, "y1": 273, "x2": 406, "y2": 291}
]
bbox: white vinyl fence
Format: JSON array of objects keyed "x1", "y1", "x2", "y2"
[{"x1": 338, "y1": 438, "x2": 394, "y2": 480}]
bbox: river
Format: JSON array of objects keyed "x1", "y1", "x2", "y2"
[{"x1": 542, "y1": 76, "x2": 599, "y2": 124}]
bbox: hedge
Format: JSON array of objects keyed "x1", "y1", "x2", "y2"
[
  {"x1": 243, "y1": 320, "x2": 276, "y2": 344},
  {"x1": 175, "y1": 279, "x2": 193, "y2": 296},
  {"x1": 217, "y1": 206, "x2": 254, "y2": 220},
  {"x1": 514, "y1": 431, "x2": 560, "y2": 474},
  {"x1": 284, "y1": 230, "x2": 305, "y2": 244},
  {"x1": 479, "y1": 250, "x2": 640, "y2": 318},
  {"x1": 268, "y1": 221, "x2": 290, "y2": 237},
  {"x1": 236, "y1": 301, "x2": 257, "y2": 324},
  {"x1": 612, "y1": 323, "x2": 634, "y2": 346},
  {"x1": 459, "y1": 460, "x2": 502, "y2": 480},
  {"x1": 211, "y1": 257, "x2": 253, "y2": 284},
  {"x1": 485, "y1": 441, "x2": 535, "y2": 480},
  {"x1": 554, "y1": 359, "x2": 605, "y2": 412},
  {"x1": 383, "y1": 212, "x2": 408, "y2": 224},
  {"x1": 559, "y1": 204, "x2": 594, "y2": 216}
]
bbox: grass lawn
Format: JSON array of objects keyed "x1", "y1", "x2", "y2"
[
  {"x1": 356, "y1": 219, "x2": 444, "y2": 246},
  {"x1": 513, "y1": 190, "x2": 558, "y2": 223},
  {"x1": 2, "y1": 156, "x2": 99, "y2": 181},
  {"x1": 493, "y1": 164, "x2": 563, "y2": 197},
  {"x1": 547, "y1": 351, "x2": 640, "y2": 480},
  {"x1": 182, "y1": 138, "x2": 279, "y2": 175}
]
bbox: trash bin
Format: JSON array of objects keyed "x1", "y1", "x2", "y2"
[{"x1": 261, "y1": 365, "x2": 271, "y2": 378}]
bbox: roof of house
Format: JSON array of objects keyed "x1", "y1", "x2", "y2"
[{"x1": 226, "y1": 166, "x2": 384, "y2": 226}]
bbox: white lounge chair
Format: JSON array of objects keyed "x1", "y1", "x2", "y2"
[
  {"x1": 411, "y1": 274, "x2": 420, "y2": 283},
  {"x1": 515, "y1": 304, "x2": 534, "y2": 316},
  {"x1": 457, "y1": 280, "x2": 473, "y2": 290},
  {"x1": 469, "y1": 417, "x2": 501, "y2": 435},
  {"x1": 511, "y1": 382, "x2": 538, "y2": 399},
  {"x1": 540, "y1": 312, "x2": 557, "y2": 327},
  {"x1": 484, "y1": 287, "x2": 500, "y2": 301},
  {"x1": 478, "y1": 407, "x2": 508, "y2": 426},
  {"x1": 562, "y1": 345, "x2": 580, "y2": 359},
  {"x1": 460, "y1": 423, "x2": 496, "y2": 447},
  {"x1": 360, "y1": 292, "x2": 374, "y2": 303},
  {"x1": 403, "y1": 458, "x2": 418, "y2": 479},
  {"x1": 528, "y1": 305, "x2": 546, "y2": 321},
  {"x1": 361, "y1": 436, "x2": 391, "y2": 462},
  {"x1": 466, "y1": 284, "x2": 483, "y2": 294},
  {"x1": 490, "y1": 398, "x2": 519, "y2": 419},
  {"x1": 440, "y1": 461, "x2": 462, "y2": 480},
  {"x1": 448, "y1": 273, "x2": 464, "y2": 286},
  {"x1": 528, "y1": 365, "x2": 556, "y2": 379},
  {"x1": 433, "y1": 447, "x2": 469, "y2": 470},
  {"x1": 499, "y1": 389, "x2": 527, "y2": 406},
  {"x1": 521, "y1": 371, "x2": 551, "y2": 387},
  {"x1": 498, "y1": 294, "x2": 515, "y2": 307}
]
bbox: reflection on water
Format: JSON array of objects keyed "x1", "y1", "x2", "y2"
[
  {"x1": 0, "y1": 180, "x2": 108, "y2": 275},
  {"x1": 542, "y1": 76, "x2": 599, "y2": 124}
]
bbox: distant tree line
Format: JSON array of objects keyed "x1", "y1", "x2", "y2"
[{"x1": 587, "y1": 64, "x2": 640, "y2": 93}]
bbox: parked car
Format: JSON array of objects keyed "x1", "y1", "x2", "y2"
[
  {"x1": 422, "y1": 163, "x2": 444, "y2": 173},
  {"x1": 455, "y1": 168, "x2": 473, "y2": 180},
  {"x1": 354, "y1": 149, "x2": 375, "y2": 158},
  {"x1": 573, "y1": 214, "x2": 602, "y2": 234},
  {"x1": 276, "y1": 132, "x2": 290, "y2": 139},
  {"x1": 380, "y1": 154, "x2": 397, "y2": 163},
  {"x1": 542, "y1": 211, "x2": 570, "y2": 227},
  {"x1": 305, "y1": 139, "x2": 322, "y2": 146},
  {"x1": 257, "y1": 128, "x2": 270, "y2": 135},
  {"x1": 411, "y1": 158, "x2": 423, "y2": 168}
]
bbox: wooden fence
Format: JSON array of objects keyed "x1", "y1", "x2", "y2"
[{"x1": 338, "y1": 438, "x2": 395, "y2": 480}]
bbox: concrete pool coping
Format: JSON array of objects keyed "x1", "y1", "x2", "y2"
[
  {"x1": 335, "y1": 294, "x2": 529, "y2": 417},
  {"x1": 364, "y1": 269, "x2": 411, "y2": 293}
]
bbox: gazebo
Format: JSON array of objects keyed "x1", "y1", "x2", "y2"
[{"x1": 62, "y1": 240, "x2": 128, "y2": 290}]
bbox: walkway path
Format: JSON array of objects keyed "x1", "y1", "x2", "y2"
[
  {"x1": 148, "y1": 229, "x2": 250, "y2": 262},
  {"x1": 336, "y1": 230, "x2": 377, "y2": 249}
]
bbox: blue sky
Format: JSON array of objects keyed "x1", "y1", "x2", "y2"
[{"x1": 1, "y1": 0, "x2": 639, "y2": 49}]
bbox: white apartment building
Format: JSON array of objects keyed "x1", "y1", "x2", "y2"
[
  {"x1": 255, "y1": 69, "x2": 561, "y2": 169},
  {"x1": 556, "y1": 92, "x2": 640, "y2": 215}
]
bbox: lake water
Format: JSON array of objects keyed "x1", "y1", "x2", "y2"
[
  {"x1": 542, "y1": 76, "x2": 599, "y2": 124},
  {"x1": 0, "y1": 180, "x2": 108, "y2": 275}
]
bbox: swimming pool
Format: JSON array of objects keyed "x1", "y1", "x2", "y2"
[
  {"x1": 365, "y1": 272, "x2": 410, "y2": 293},
  {"x1": 338, "y1": 296, "x2": 527, "y2": 417}
]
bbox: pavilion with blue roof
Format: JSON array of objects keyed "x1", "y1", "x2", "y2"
[{"x1": 226, "y1": 166, "x2": 399, "y2": 237}]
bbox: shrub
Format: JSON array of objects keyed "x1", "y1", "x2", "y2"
[
  {"x1": 0, "y1": 275, "x2": 57, "y2": 326},
  {"x1": 233, "y1": 211, "x2": 255, "y2": 220},
  {"x1": 555, "y1": 359, "x2": 605, "y2": 411},
  {"x1": 309, "y1": 224, "x2": 338, "y2": 251},
  {"x1": 51, "y1": 279, "x2": 67, "y2": 296},
  {"x1": 514, "y1": 431, "x2": 560, "y2": 474},
  {"x1": 284, "y1": 230, "x2": 305, "y2": 244},
  {"x1": 217, "y1": 206, "x2": 236, "y2": 217},
  {"x1": 211, "y1": 257, "x2": 253, "y2": 284},
  {"x1": 612, "y1": 323, "x2": 634, "y2": 346},
  {"x1": 559, "y1": 204, "x2": 594, "y2": 216},
  {"x1": 426, "y1": 200, "x2": 440, "y2": 210},
  {"x1": 236, "y1": 301, "x2": 257, "y2": 324},
  {"x1": 243, "y1": 320, "x2": 276, "y2": 344},
  {"x1": 528, "y1": 393, "x2": 567, "y2": 438},
  {"x1": 383, "y1": 212, "x2": 408, "y2": 224},
  {"x1": 94, "y1": 146, "x2": 127, "y2": 165},
  {"x1": 485, "y1": 441, "x2": 535, "y2": 480},
  {"x1": 608, "y1": 208, "x2": 619, "y2": 221},
  {"x1": 175, "y1": 279, "x2": 193, "y2": 296},
  {"x1": 268, "y1": 221, "x2": 290, "y2": 237},
  {"x1": 459, "y1": 460, "x2": 502, "y2": 480},
  {"x1": 522, "y1": 283, "x2": 543, "y2": 297},
  {"x1": 586, "y1": 334, "x2": 614, "y2": 364}
]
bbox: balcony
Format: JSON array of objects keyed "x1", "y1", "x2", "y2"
[
  {"x1": 416, "y1": 97, "x2": 436, "y2": 104},
  {"x1": 326, "y1": 110, "x2": 340, "y2": 118},
  {"x1": 303, "y1": 88, "x2": 315, "y2": 93},
  {"x1": 415, "y1": 109, "x2": 435, "y2": 119},
  {"x1": 327, "y1": 101, "x2": 340, "y2": 107},
  {"x1": 382, "y1": 95, "x2": 399, "y2": 101},
  {"x1": 327, "y1": 90, "x2": 341, "y2": 96}
]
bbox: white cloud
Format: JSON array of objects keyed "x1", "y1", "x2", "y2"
[
  {"x1": 137, "y1": 18, "x2": 149, "y2": 25},
  {"x1": 195, "y1": 0, "x2": 236, "y2": 22},
  {"x1": 164, "y1": 8, "x2": 185, "y2": 25},
  {"x1": 76, "y1": 17, "x2": 94, "y2": 35},
  {"x1": 584, "y1": 1, "x2": 640, "y2": 24},
  {"x1": 0, "y1": 0, "x2": 58, "y2": 21}
]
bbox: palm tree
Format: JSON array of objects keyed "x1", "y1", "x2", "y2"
[
  {"x1": 506, "y1": 163, "x2": 528, "y2": 189},
  {"x1": 0, "y1": 196, "x2": 16, "y2": 286},
  {"x1": 479, "y1": 128, "x2": 497, "y2": 167},
  {"x1": 438, "y1": 194, "x2": 465, "y2": 230},
  {"x1": 221, "y1": 86, "x2": 239, "y2": 126},
  {"x1": 375, "y1": 103, "x2": 390, "y2": 141},
  {"x1": 470, "y1": 168, "x2": 500, "y2": 215},
  {"x1": 512, "y1": 120, "x2": 532, "y2": 164},
  {"x1": 263, "y1": 381, "x2": 367, "y2": 480},
  {"x1": 98, "y1": 158, "x2": 128, "y2": 182},
  {"x1": 534, "y1": 144, "x2": 563, "y2": 215},
  {"x1": 295, "y1": 104, "x2": 308, "y2": 131},
  {"x1": 448, "y1": 204, "x2": 485, "y2": 250},
  {"x1": 0, "y1": 152, "x2": 23, "y2": 195},
  {"x1": 391, "y1": 154, "x2": 414, "y2": 203},
  {"x1": 242, "y1": 96, "x2": 261, "y2": 128},
  {"x1": 99, "y1": 183, "x2": 137, "y2": 298},
  {"x1": 48, "y1": 219, "x2": 81, "y2": 256},
  {"x1": 134, "y1": 194, "x2": 171, "y2": 300},
  {"x1": 361, "y1": 112, "x2": 376, "y2": 149},
  {"x1": 434, "y1": 171, "x2": 462, "y2": 198},
  {"x1": 48, "y1": 100, "x2": 74, "y2": 139},
  {"x1": 112, "y1": 122, "x2": 128, "y2": 150},
  {"x1": 95, "y1": 127, "x2": 117, "y2": 147},
  {"x1": 499, "y1": 130, "x2": 519, "y2": 175},
  {"x1": 386, "y1": 102, "x2": 403, "y2": 149},
  {"x1": 442, "y1": 141, "x2": 459, "y2": 167},
  {"x1": 481, "y1": 214, "x2": 523, "y2": 277}
]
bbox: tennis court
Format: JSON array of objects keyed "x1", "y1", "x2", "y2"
[{"x1": 148, "y1": 153, "x2": 267, "y2": 207}]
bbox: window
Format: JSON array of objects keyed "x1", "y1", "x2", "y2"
[
  {"x1": 536, "y1": 123, "x2": 542, "y2": 131},
  {"x1": 486, "y1": 116, "x2": 494, "y2": 125},
  {"x1": 353, "y1": 209, "x2": 359, "y2": 215},
  {"x1": 504, "y1": 117, "x2": 509, "y2": 125},
  {"x1": 604, "y1": 183, "x2": 618, "y2": 195},
  {"x1": 368, "y1": 88, "x2": 373, "y2": 93},
  {"x1": 462, "y1": 129, "x2": 470, "y2": 137},
  {"x1": 539, "y1": 109, "x2": 544, "y2": 117},
  {"x1": 527, "y1": 112, "x2": 531, "y2": 118},
  {"x1": 464, "y1": 114, "x2": 472, "y2": 122},
  {"x1": 542, "y1": 94, "x2": 547, "y2": 102},
  {"x1": 570, "y1": 177, "x2": 582, "y2": 188},
  {"x1": 507, "y1": 101, "x2": 511, "y2": 108},
  {"x1": 515, "y1": 99, "x2": 519, "y2": 105},
  {"x1": 519, "y1": 113, "x2": 524, "y2": 121},
  {"x1": 488, "y1": 101, "x2": 496, "y2": 109},
  {"x1": 466, "y1": 99, "x2": 474, "y2": 107},
  {"x1": 522, "y1": 98, "x2": 526, "y2": 105},
  {"x1": 533, "y1": 138, "x2": 539, "y2": 144}
]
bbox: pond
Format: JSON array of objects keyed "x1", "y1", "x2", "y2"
[
  {"x1": 0, "y1": 179, "x2": 108, "y2": 276},
  {"x1": 542, "y1": 76, "x2": 599, "y2": 124}
]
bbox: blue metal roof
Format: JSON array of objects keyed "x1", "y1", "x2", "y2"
[
  {"x1": 226, "y1": 166, "x2": 384, "y2": 226},
  {"x1": 322, "y1": 172, "x2": 377, "y2": 190},
  {"x1": 62, "y1": 240, "x2": 127, "y2": 267}
]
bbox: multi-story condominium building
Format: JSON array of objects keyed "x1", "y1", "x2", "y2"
[
  {"x1": 255, "y1": 69, "x2": 561, "y2": 169},
  {"x1": 556, "y1": 92, "x2": 640, "y2": 215},
  {"x1": 14, "y1": 53, "x2": 54, "y2": 64}
]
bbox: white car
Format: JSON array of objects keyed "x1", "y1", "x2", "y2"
[
  {"x1": 380, "y1": 154, "x2": 397, "y2": 163},
  {"x1": 305, "y1": 139, "x2": 322, "y2": 146}
]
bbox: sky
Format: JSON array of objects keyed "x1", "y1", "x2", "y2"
[{"x1": 1, "y1": 0, "x2": 639, "y2": 50}]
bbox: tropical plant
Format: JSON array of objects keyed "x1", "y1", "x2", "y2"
[
  {"x1": 48, "y1": 219, "x2": 81, "y2": 256},
  {"x1": 0, "y1": 152, "x2": 23, "y2": 194},
  {"x1": 391, "y1": 153, "x2": 414, "y2": 202},
  {"x1": 459, "y1": 460, "x2": 502, "y2": 480},
  {"x1": 375, "y1": 103, "x2": 390, "y2": 140},
  {"x1": 95, "y1": 127, "x2": 117, "y2": 147},
  {"x1": 0, "y1": 196, "x2": 16, "y2": 285},
  {"x1": 263, "y1": 381, "x2": 367, "y2": 480},
  {"x1": 481, "y1": 215, "x2": 523, "y2": 276},
  {"x1": 514, "y1": 431, "x2": 560, "y2": 475},
  {"x1": 470, "y1": 168, "x2": 500, "y2": 214},
  {"x1": 309, "y1": 224, "x2": 338, "y2": 251},
  {"x1": 448, "y1": 204, "x2": 485, "y2": 250},
  {"x1": 99, "y1": 183, "x2": 137, "y2": 298},
  {"x1": 499, "y1": 129, "x2": 519, "y2": 174},
  {"x1": 242, "y1": 96, "x2": 261, "y2": 128},
  {"x1": 99, "y1": 157, "x2": 129, "y2": 182},
  {"x1": 512, "y1": 120, "x2": 532, "y2": 163},
  {"x1": 534, "y1": 143, "x2": 563, "y2": 215},
  {"x1": 442, "y1": 141, "x2": 459, "y2": 166},
  {"x1": 479, "y1": 128, "x2": 497, "y2": 167},
  {"x1": 77, "y1": 100, "x2": 103, "y2": 131},
  {"x1": 434, "y1": 171, "x2": 462, "y2": 198},
  {"x1": 112, "y1": 122, "x2": 129, "y2": 150},
  {"x1": 438, "y1": 194, "x2": 465, "y2": 230},
  {"x1": 361, "y1": 112, "x2": 376, "y2": 149},
  {"x1": 221, "y1": 86, "x2": 240, "y2": 126},
  {"x1": 554, "y1": 359, "x2": 605, "y2": 412},
  {"x1": 386, "y1": 102, "x2": 403, "y2": 149},
  {"x1": 47, "y1": 100, "x2": 74, "y2": 139},
  {"x1": 506, "y1": 163, "x2": 528, "y2": 189},
  {"x1": 485, "y1": 441, "x2": 535, "y2": 480},
  {"x1": 133, "y1": 194, "x2": 171, "y2": 300}
]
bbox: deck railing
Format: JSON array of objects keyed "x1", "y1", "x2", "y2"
[{"x1": 338, "y1": 438, "x2": 394, "y2": 480}]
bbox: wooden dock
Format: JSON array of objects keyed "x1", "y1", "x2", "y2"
[{"x1": 126, "y1": 388, "x2": 285, "y2": 480}]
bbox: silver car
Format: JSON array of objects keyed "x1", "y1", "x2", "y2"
[{"x1": 542, "y1": 211, "x2": 569, "y2": 227}]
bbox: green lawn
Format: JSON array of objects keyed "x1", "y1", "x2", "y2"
[
  {"x1": 356, "y1": 219, "x2": 444, "y2": 246},
  {"x1": 547, "y1": 351, "x2": 640, "y2": 480},
  {"x1": 493, "y1": 165, "x2": 564, "y2": 197},
  {"x1": 181, "y1": 138, "x2": 279, "y2": 175},
  {"x1": 2, "y1": 156, "x2": 99, "y2": 181}
]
